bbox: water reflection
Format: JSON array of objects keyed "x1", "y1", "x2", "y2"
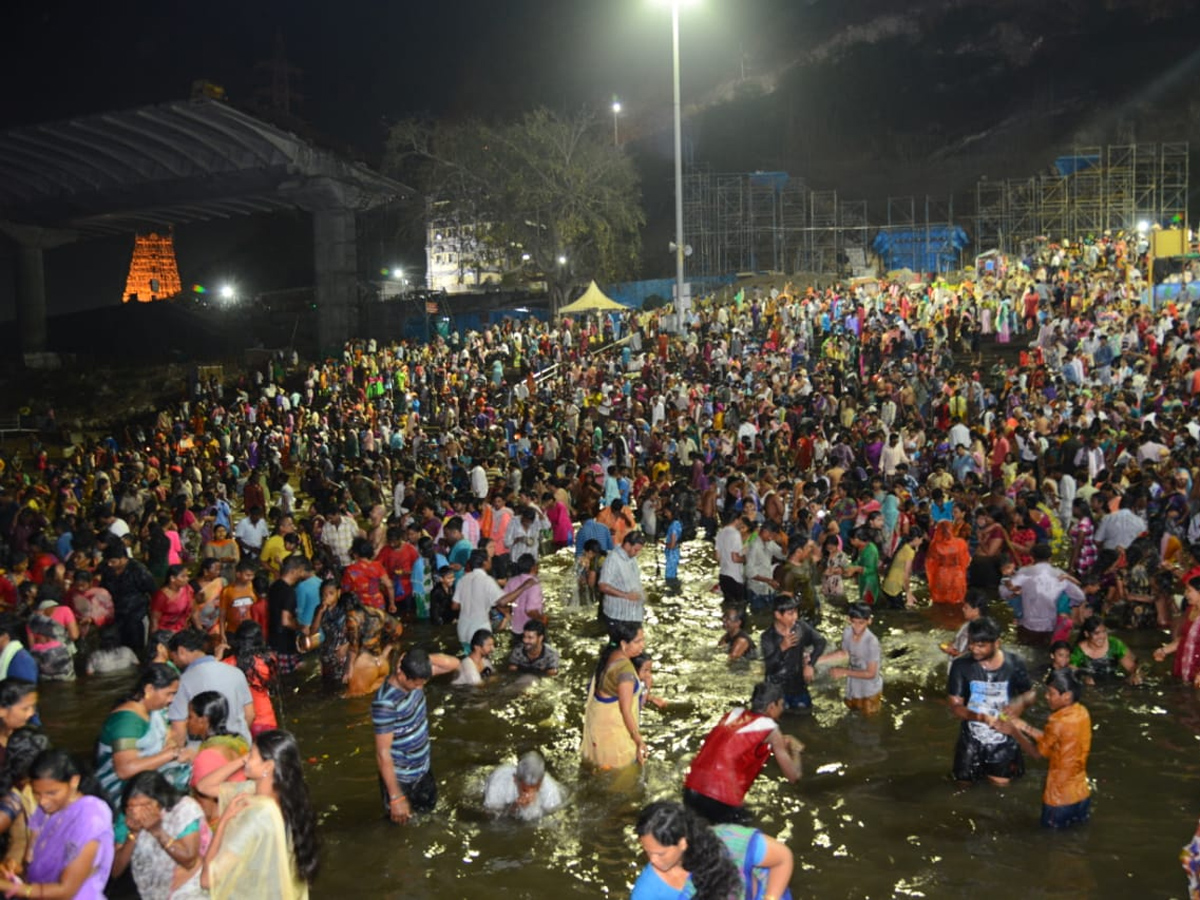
[{"x1": 37, "y1": 542, "x2": 1195, "y2": 899}]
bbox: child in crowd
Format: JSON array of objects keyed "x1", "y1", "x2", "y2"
[
  {"x1": 661, "y1": 506, "x2": 682, "y2": 593},
  {"x1": 941, "y1": 590, "x2": 987, "y2": 660},
  {"x1": 820, "y1": 534, "x2": 850, "y2": 608},
  {"x1": 429, "y1": 566, "x2": 457, "y2": 627},
  {"x1": 575, "y1": 539, "x2": 602, "y2": 611},
  {"x1": 819, "y1": 602, "x2": 884, "y2": 715},
  {"x1": 632, "y1": 655, "x2": 668, "y2": 712}
]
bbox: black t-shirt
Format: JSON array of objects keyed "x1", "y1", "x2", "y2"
[
  {"x1": 760, "y1": 622, "x2": 826, "y2": 694},
  {"x1": 266, "y1": 579, "x2": 298, "y2": 654},
  {"x1": 947, "y1": 650, "x2": 1032, "y2": 743}
]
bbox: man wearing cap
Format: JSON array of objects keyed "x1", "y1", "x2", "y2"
[
  {"x1": 760, "y1": 596, "x2": 827, "y2": 710},
  {"x1": 598, "y1": 531, "x2": 648, "y2": 629}
]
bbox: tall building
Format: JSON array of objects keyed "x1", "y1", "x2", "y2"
[{"x1": 122, "y1": 232, "x2": 183, "y2": 303}]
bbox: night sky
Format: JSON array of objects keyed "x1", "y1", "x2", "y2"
[
  {"x1": 1, "y1": 0, "x2": 793, "y2": 148},
  {"x1": 1, "y1": 0, "x2": 1197, "y2": 322}
]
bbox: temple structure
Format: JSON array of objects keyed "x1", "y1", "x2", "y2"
[{"x1": 122, "y1": 232, "x2": 183, "y2": 303}]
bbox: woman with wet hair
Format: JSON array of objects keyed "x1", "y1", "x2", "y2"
[
  {"x1": 631, "y1": 800, "x2": 793, "y2": 899},
  {"x1": 581, "y1": 621, "x2": 646, "y2": 768},
  {"x1": 198, "y1": 729, "x2": 319, "y2": 899}
]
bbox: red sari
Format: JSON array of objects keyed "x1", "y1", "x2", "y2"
[{"x1": 1174, "y1": 609, "x2": 1200, "y2": 684}]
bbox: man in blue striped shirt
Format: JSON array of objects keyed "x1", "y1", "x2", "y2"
[{"x1": 373, "y1": 647, "x2": 459, "y2": 824}]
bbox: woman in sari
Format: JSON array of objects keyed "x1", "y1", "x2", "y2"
[
  {"x1": 925, "y1": 521, "x2": 970, "y2": 605},
  {"x1": 1155, "y1": 570, "x2": 1200, "y2": 687},
  {"x1": 151, "y1": 566, "x2": 196, "y2": 635},
  {"x1": 343, "y1": 597, "x2": 403, "y2": 698},
  {"x1": 631, "y1": 800, "x2": 793, "y2": 900},
  {"x1": 202, "y1": 524, "x2": 240, "y2": 585},
  {"x1": 0, "y1": 728, "x2": 48, "y2": 875},
  {"x1": 198, "y1": 730, "x2": 319, "y2": 900},
  {"x1": 1005, "y1": 507, "x2": 1037, "y2": 569},
  {"x1": 187, "y1": 692, "x2": 250, "y2": 757},
  {"x1": 223, "y1": 622, "x2": 278, "y2": 737},
  {"x1": 581, "y1": 622, "x2": 646, "y2": 769},
  {"x1": 0, "y1": 750, "x2": 114, "y2": 900},
  {"x1": 96, "y1": 664, "x2": 195, "y2": 807},
  {"x1": 969, "y1": 507, "x2": 1008, "y2": 589},
  {"x1": 113, "y1": 771, "x2": 208, "y2": 900}
]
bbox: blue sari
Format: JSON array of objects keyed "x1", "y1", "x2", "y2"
[{"x1": 630, "y1": 824, "x2": 792, "y2": 900}]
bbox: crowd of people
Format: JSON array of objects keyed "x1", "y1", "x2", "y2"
[{"x1": 0, "y1": 232, "x2": 1198, "y2": 896}]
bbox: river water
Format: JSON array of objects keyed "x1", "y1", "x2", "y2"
[{"x1": 41, "y1": 541, "x2": 1194, "y2": 899}]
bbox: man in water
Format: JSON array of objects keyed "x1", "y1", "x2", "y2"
[
  {"x1": 760, "y1": 596, "x2": 826, "y2": 709},
  {"x1": 373, "y1": 647, "x2": 460, "y2": 824},
  {"x1": 682, "y1": 681, "x2": 804, "y2": 824},
  {"x1": 483, "y1": 750, "x2": 564, "y2": 821},
  {"x1": 946, "y1": 616, "x2": 1035, "y2": 786},
  {"x1": 508, "y1": 620, "x2": 560, "y2": 676}
]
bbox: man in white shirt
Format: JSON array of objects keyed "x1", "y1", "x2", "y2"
[
  {"x1": 483, "y1": 751, "x2": 563, "y2": 822},
  {"x1": 453, "y1": 551, "x2": 539, "y2": 652},
  {"x1": 715, "y1": 511, "x2": 747, "y2": 607},
  {"x1": 470, "y1": 461, "x2": 490, "y2": 500},
  {"x1": 234, "y1": 506, "x2": 270, "y2": 556},
  {"x1": 948, "y1": 417, "x2": 971, "y2": 450}
]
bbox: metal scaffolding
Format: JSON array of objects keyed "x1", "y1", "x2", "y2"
[
  {"x1": 972, "y1": 142, "x2": 1190, "y2": 253},
  {"x1": 682, "y1": 167, "x2": 870, "y2": 278}
]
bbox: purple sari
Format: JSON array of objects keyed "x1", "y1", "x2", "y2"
[{"x1": 28, "y1": 796, "x2": 114, "y2": 899}]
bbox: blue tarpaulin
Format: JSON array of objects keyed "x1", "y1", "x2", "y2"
[
  {"x1": 1054, "y1": 154, "x2": 1101, "y2": 177},
  {"x1": 872, "y1": 227, "x2": 970, "y2": 273},
  {"x1": 1143, "y1": 282, "x2": 1200, "y2": 309}
]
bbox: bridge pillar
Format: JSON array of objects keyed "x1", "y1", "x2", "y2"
[{"x1": 312, "y1": 207, "x2": 359, "y2": 356}]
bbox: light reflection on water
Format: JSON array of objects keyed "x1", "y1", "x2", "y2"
[{"x1": 36, "y1": 541, "x2": 1200, "y2": 899}]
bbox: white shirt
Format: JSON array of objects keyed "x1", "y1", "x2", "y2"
[
  {"x1": 715, "y1": 525, "x2": 744, "y2": 583},
  {"x1": 456, "y1": 569, "x2": 503, "y2": 645},
  {"x1": 234, "y1": 516, "x2": 269, "y2": 551},
  {"x1": 470, "y1": 466, "x2": 490, "y2": 499},
  {"x1": 482, "y1": 765, "x2": 564, "y2": 821},
  {"x1": 948, "y1": 423, "x2": 971, "y2": 449}
]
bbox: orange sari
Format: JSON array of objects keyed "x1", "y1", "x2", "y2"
[{"x1": 925, "y1": 521, "x2": 970, "y2": 604}]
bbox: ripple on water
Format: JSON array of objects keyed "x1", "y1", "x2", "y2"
[{"x1": 34, "y1": 540, "x2": 1200, "y2": 899}]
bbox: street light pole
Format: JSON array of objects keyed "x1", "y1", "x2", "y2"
[
  {"x1": 670, "y1": 2, "x2": 687, "y2": 325},
  {"x1": 612, "y1": 100, "x2": 621, "y2": 146}
]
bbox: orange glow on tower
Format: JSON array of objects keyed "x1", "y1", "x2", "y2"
[{"x1": 122, "y1": 232, "x2": 183, "y2": 303}]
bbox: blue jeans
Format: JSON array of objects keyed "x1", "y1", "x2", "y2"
[
  {"x1": 784, "y1": 690, "x2": 812, "y2": 710},
  {"x1": 1042, "y1": 797, "x2": 1091, "y2": 829}
]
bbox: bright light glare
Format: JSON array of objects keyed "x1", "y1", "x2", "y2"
[
  {"x1": 612, "y1": 101, "x2": 622, "y2": 113},
  {"x1": 521, "y1": 253, "x2": 531, "y2": 262},
  {"x1": 1137, "y1": 220, "x2": 1151, "y2": 233},
  {"x1": 219, "y1": 284, "x2": 234, "y2": 299},
  {"x1": 653, "y1": 0, "x2": 699, "y2": 7},
  {"x1": 557, "y1": 255, "x2": 568, "y2": 265},
  {"x1": 391, "y1": 267, "x2": 404, "y2": 279}
]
